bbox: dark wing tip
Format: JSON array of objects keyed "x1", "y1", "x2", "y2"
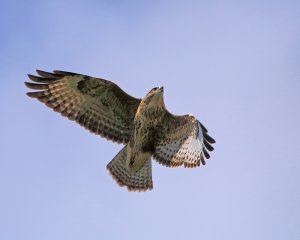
[
  {"x1": 24, "y1": 82, "x2": 31, "y2": 88},
  {"x1": 204, "y1": 132, "x2": 216, "y2": 144},
  {"x1": 26, "y1": 92, "x2": 40, "y2": 98},
  {"x1": 36, "y1": 69, "x2": 60, "y2": 79},
  {"x1": 36, "y1": 69, "x2": 50, "y2": 76},
  {"x1": 27, "y1": 74, "x2": 40, "y2": 82},
  {"x1": 198, "y1": 121, "x2": 215, "y2": 143},
  {"x1": 204, "y1": 139, "x2": 214, "y2": 151},
  {"x1": 27, "y1": 74, "x2": 56, "y2": 83},
  {"x1": 53, "y1": 70, "x2": 78, "y2": 76},
  {"x1": 200, "y1": 155, "x2": 206, "y2": 165},
  {"x1": 24, "y1": 82, "x2": 48, "y2": 90},
  {"x1": 203, "y1": 147, "x2": 210, "y2": 159},
  {"x1": 199, "y1": 122, "x2": 208, "y2": 132}
]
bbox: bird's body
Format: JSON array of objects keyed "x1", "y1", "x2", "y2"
[
  {"x1": 25, "y1": 70, "x2": 215, "y2": 191},
  {"x1": 129, "y1": 87, "x2": 165, "y2": 172}
]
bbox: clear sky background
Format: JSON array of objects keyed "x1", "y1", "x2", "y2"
[{"x1": 1, "y1": 0, "x2": 299, "y2": 239}]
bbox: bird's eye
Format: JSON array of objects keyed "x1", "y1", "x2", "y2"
[{"x1": 152, "y1": 87, "x2": 158, "y2": 91}]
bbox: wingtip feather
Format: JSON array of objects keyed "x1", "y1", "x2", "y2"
[
  {"x1": 203, "y1": 148, "x2": 210, "y2": 159},
  {"x1": 204, "y1": 139, "x2": 214, "y2": 151},
  {"x1": 26, "y1": 92, "x2": 38, "y2": 98},
  {"x1": 204, "y1": 133, "x2": 216, "y2": 144},
  {"x1": 24, "y1": 82, "x2": 48, "y2": 90},
  {"x1": 27, "y1": 74, "x2": 44, "y2": 83},
  {"x1": 36, "y1": 69, "x2": 58, "y2": 78},
  {"x1": 53, "y1": 70, "x2": 77, "y2": 76}
]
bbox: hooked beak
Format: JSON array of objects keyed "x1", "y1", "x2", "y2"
[{"x1": 157, "y1": 86, "x2": 164, "y2": 92}]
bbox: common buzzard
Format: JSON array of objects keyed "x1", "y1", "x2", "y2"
[{"x1": 25, "y1": 70, "x2": 215, "y2": 191}]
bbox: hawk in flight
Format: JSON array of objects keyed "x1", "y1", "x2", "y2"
[{"x1": 25, "y1": 70, "x2": 215, "y2": 191}]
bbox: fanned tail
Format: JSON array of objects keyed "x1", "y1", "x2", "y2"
[{"x1": 106, "y1": 145, "x2": 153, "y2": 192}]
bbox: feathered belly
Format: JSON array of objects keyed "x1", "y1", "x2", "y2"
[{"x1": 126, "y1": 118, "x2": 156, "y2": 173}]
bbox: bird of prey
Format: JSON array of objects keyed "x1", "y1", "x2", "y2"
[{"x1": 25, "y1": 70, "x2": 215, "y2": 191}]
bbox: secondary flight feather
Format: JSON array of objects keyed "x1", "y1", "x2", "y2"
[{"x1": 25, "y1": 70, "x2": 215, "y2": 191}]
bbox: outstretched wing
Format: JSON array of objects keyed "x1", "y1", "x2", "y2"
[
  {"x1": 153, "y1": 113, "x2": 215, "y2": 168},
  {"x1": 25, "y1": 70, "x2": 141, "y2": 144}
]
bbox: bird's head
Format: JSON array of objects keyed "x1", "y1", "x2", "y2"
[
  {"x1": 147, "y1": 86, "x2": 164, "y2": 97},
  {"x1": 143, "y1": 86, "x2": 165, "y2": 110}
]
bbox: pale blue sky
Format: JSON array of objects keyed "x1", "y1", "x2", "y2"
[{"x1": 1, "y1": 1, "x2": 300, "y2": 239}]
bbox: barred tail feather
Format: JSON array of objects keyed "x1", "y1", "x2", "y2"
[
  {"x1": 106, "y1": 145, "x2": 129, "y2": 187},
  {"x1": 106, "y1": 145, "x2": 153, "y2": 192},
  {"x1": 127, "y1": 160, "x2": 153, "y2": 191}
]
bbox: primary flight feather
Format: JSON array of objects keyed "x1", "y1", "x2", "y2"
[{"x1": 25, "y1": 70, "x2": 215, "y2": 191}]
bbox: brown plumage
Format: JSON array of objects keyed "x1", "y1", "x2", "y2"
[{"x1": 25, "y1": 70, "x2": 215, "y2": 191}]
